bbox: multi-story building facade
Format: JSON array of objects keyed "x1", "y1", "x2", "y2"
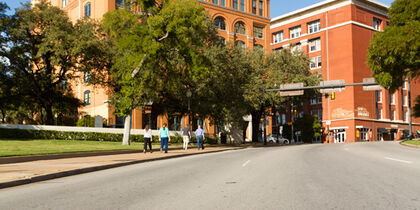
[
  {"x1": 270, "y1": 0, "x2": 420, "y2": 143},
  {"x1": 36, "y1": 0, "x2": 271, "y2": 136}
]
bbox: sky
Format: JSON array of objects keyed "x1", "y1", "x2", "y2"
[
  {"x1": 2, "y1": 0, "x2": 395, "y2": 18},
  {"x1": 269, "y1": 0, "x2": 394, "y2": 18}
]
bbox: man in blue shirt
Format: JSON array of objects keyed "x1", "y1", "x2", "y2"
[
  {"x1": 159, "y1": 123, "x2": 171, "y2": 153},
  {"x1": 195, "y1": 125, "x2": 205, "y2": 150}
]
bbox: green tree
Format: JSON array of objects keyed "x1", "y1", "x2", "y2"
[
  {"x1": 0, "y1": 0, "x2": 113, "y2": 125},
  {"x1": 244, "y1": 49, "x2": 320, "y2": 142},
  {"x1": 102, "y1": 0, "x2": 217, "y2": 145},
  {"x1": 367, "y1": 0, "x2": 420, "y2": 92}
]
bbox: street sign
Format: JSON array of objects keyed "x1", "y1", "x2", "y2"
[
  {"x1": 280, "y1": 83, "x2": 304, "y2": 96},
  {"x1": 320, "y1": 80, "x2": 345, "y2": 93},
  {"x1": 362, "y1": 78, "x2": 383, "y2": 91}
]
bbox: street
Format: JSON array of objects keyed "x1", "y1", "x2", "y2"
[{"x1": 0, "y1": 142, "x2": 419, "y2": 210}]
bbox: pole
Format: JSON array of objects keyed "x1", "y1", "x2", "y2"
[
  {"x1": 188, "y1": 97, "x2": 191, "y2": 129},
  {"x1": 291, "y1": 102, "x2": 294, "y2": 144},
  {"x1": 408, "y1": 79, "x2": 413, "y2": 139},
  {"x1": 263, "y1": 89, "x2": 267, "y2": 145}
]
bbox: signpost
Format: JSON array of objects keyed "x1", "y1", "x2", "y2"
[
  {"x1": 362, "y1": 78, "x2": 383, "y2": 91},
  {"x1": 320, "y1": 80, "x2": 345, "y2": 94},
  {"x1": 280, "y1": 83, "x2": 304, "y2": 96}
]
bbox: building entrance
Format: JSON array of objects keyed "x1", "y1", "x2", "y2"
[{"x1": 334, "y1": 129, "x2": 346, "y2": 143}]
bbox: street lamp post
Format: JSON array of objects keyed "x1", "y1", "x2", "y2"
[
  {"x1": 187, "y1": 89, "x2": 192, "y2": 129},
  {"x1": 263, "y1": 89, "x2": 267, "y2": 145}
]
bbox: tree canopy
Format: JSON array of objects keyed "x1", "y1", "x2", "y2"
[
  {"x1": 0, "y1": 0, "x2": 113, "y2": 125},
  {"x1": 367, "y1": 0, "x2": 420, "y2": 92}
]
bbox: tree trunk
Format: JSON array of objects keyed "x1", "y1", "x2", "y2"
[
  {"x1": 45, "y1": 104, "x2": 54, "y2": 125},
  {"x1": 1, "y1": 109, "x2": 5, "y2": 123},
  {"x1": 122, "y1": 112, "x2": 132, "y2": 146},
  {"x1": 251, "y1": 110, "x2": 262, "y2": 142}
]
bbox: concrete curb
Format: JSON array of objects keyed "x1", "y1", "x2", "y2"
[
  {"x1": 0, "y1": 147, "x2": 245, "y2": 189},
  {"x1": 399, "y1": 141, "x2": 420, "y2": 149},
  {"x1": 0, "y1": 150, "x2": 140, "y2": 164}
]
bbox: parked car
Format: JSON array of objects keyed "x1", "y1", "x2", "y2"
[{"x1": 266, "y1": 134, "x2": 289, "y2": 144}]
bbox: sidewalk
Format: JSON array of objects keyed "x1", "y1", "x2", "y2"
[{"x1": 0, "y1": 145, "x2": 244, "y2": 189}]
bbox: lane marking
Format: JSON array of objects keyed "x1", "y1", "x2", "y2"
[
  {"x1": 384, "y1": 157, "x2": 412, "y2": 164},
  {"x1": 242, "y1": 160, "x2": 251, "y2": 167}
]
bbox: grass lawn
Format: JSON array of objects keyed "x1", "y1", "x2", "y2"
[
  {"x1": 403, "y1": 140, "x2": 420, "y2": 146},
  {"x1": 0, "y1": 139, "x2": 181, "y2": 157}
]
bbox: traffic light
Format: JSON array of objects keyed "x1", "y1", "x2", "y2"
[{"x1": 331, "y1": 92, "x2": 335, "y2": 100}]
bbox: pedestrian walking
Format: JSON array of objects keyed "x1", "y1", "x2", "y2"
[
  {"x1": 195, "y1": 125, "x2": 205, "y2": 150},
  {"x1": 182, "y1": 125, "x2": 191, "y2": 150},
  {"x1": 159, "y1": 123, "x2": 170, "y2": 153},
  {"x1": 143, "y1": 125, "x2": 152, "y2": 153}
]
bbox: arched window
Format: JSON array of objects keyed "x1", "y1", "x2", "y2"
[
  {"x1": 235, "y1": 40, "x2": 245, "y2": 49},
  {"x1": 84, "y1": 90, "x2": 91, "y2": 105},
  {"x1": 234, "y1": 21, "x2": 246, "y2": 35},
  {"x1": 214, "y1": 17, "x2": 226, "y2": 31},
  {"x1": 84, "y1": 2, "x2": 91, "y2": 18}
]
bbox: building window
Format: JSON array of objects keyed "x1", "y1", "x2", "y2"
[
  {"x1": 405, "y1": 111, "x2": 409, "y2": 122},
  {"x1": 84, "y1": 90, "x2": 91, "y2": 105},
  {"x1": 377, "y1": 108, "x2": 382, "y2": 119},
  {"x1": 317, "y1": 56, "x2": 322, "y2": 68},
  {"x1": 83, "y1": 72, "x2": 90, "y2": 83},
  {"x1": 62, "y1": 0, "x2": 67, "y2": 8},
  {"x1": 254, "y1": 44, "x2": 263, "y2": 50},
  {"x1": 360, "y1": 128, "x2": 369, "y2": 141},
  {"x1": 233, "y1": 0, "x2": 238, "y2": 10},
  {"x1": 214, "y1": 17, "x2": 226, "y2": 30},
  {"x1": 259, "y1": 0, "x2": 263, "y2": 16},
  {"x1": 376, "y1": 91, "x2": 382, "y2": 103},
  {"x1": 309, "y1": 38, "x2": 321, "y2": 52},
  {"x1": 373, "y1": 17, "x2": 382, "y2": 31},
  {"x1": 240, "y1": 0, "x2": 245, "y2": 12},
  {"x1": 221, "y1": 0, "x2": 225, "y2": 6},
  {"x1": 289, "y1": 26, "x2": 301, "y2": 39},
  {"x1": 308, "y1": 20, "x2": 320, "y2": 34},
  {"x1": 252, "y1": 0, "x2": 257, "y2": 14},
  {"x1": 234, "y1": 21, "x2": 246, "y2": 35},
  {"x1": 116, "y1": 0, "x2": 127, "y2": 9},
  {"x1": 84, "y1": 2, "x2": 91, "y2": 18},
  {"x1": 213, "y1": 0, "x2": 218, "y2": 4},
  {"x1": 403, "y1": 81, "x2": 407, "y2": 90},
  {"x1": 392, "y1": 110, "x2": 396, "y2": 121},
  {"x1": 253, "y1": 26, "x2": 264, "y2": 39},
  {"x1": 403, "y1": 94, "x2": 408, "y2": 106},
  {"x1": 235, "y1": 40, "x2": 246, "y2": 49},
  {"x1": 310, "y1": 57, "x2": 316, "y2": 69},
  {"x1": 390, "y1": 93, "x2": 395, "y2": 105},
  {"x1": 291, "y1": 43, "x2": 301, "y2": 53},
  {"x1": 273, "y1": 31, "x2": 283, "y2": 44}
]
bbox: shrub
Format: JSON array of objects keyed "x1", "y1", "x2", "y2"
[{"x1": 0, "y1": 128, "x2": 218, "y2": 144}]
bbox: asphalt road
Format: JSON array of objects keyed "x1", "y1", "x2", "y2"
[{"x1": 1, "y1": 142, "x2": 419, "y2": 210}]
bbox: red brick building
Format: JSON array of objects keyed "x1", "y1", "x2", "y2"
[{"x1": 270, "y1": 0, "x2": 420, "y2": 143}]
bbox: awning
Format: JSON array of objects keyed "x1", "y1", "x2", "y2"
[
  {"x1": 417, "y1": 130, "x2": 420, "y2": 135},
  {"x1": 356, "y1": 126, "x2": 371, "y2": 129}
]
